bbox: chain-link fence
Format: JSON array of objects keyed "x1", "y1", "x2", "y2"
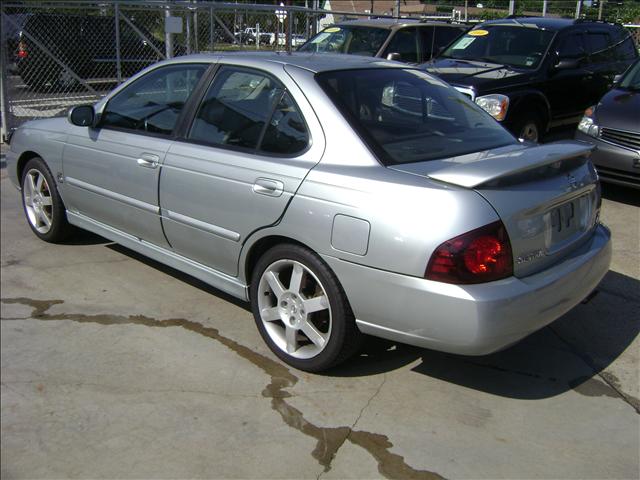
[{"x1": 1, "y1": 0, "x2": 639, "y2": 140}]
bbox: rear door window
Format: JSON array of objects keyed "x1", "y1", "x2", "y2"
[
  {"x1": 419, "y1": 26, "x2": 435, "y2": 61},
  {"x1": 189, "y1": 66, "x2": 309, "y2": 155}
]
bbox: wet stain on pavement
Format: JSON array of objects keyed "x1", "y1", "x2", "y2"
[
  {"x1": 1, "y1": 297, "x2": 444, "y2": 479},
  {"x1": 569, "y1": 376, "x2": 619, "y2": 399}
]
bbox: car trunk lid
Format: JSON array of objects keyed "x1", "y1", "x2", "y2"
[{"x1": 389, "y1": 142, "x2": 601, "y2": 278}]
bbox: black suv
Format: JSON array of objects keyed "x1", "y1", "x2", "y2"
[
  {"x1": 13, "y1": 13, "x2": 168, "y2": 90},
  {"x1": 425, "y1": 18, "x2": 638, "y2": 141},
  {"x1": 298, "y1": 19, "x2": 468, "y2": 64}
]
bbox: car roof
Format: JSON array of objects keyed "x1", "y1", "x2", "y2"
[
  {"x1": 479, "y1": 16, "x2": 618, "y2": 31},
  {"x1": 332, "y1": 18, "x2": 461, "y2": 29},
  {"x1": 168, "y1": 52, "x2": 406, "y2": 73}
]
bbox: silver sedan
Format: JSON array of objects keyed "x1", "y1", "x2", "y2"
[{"x1": 6, "y1": 53, "x2": 611, "y2": 371}]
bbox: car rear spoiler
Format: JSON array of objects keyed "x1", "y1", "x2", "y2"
[{"x1": 426, "y1": 142, "x2": 595, "y2": 189}]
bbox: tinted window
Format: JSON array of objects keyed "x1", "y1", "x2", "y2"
[
  {"x1": 433, "y1": 26, "x2": 465, "y2": 58},
  {"x1": 101, "y1": 64, "x2": 206, "y2": 135},
  {"x1": 189, "y1": 67, "x2": 282, "y2": 150},
  {"x1": 619, "y1": 59, "x2": 640, "y2": 90},
  {"x1": 442, "y1": 26, "x2": 555, "y2": 68},
  {"x1": 317, "y1": 69, "x2": 515, "y2": 165},
  {"x1": 420, "y1": 26, "x2": 436, "y2": 61},
  {"x1": 613, "y1": 36, "x2": 637, "y2": 61},
  {"x1": 586, "y1": 32, "x2": 610, "y2": 63},
  {"x1": 260, "y1": 92, "x2": 309, "y2": 154},
  {"x1": 558, "y1": 32, "x2": 586, "y2": 58},
  {"x1": 298, "y1": 26, "x2": 388, "y2": 56},
  {"x1": 385, "y1": 28, "x2": 419, "y2": 63}
]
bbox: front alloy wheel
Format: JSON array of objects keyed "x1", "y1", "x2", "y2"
[
  {"x1": 21, "y1": 157, "x2": 74, "y2": 243},
  {"x1": 23, "y1": 168, "x2": 54, "y2": 234}
]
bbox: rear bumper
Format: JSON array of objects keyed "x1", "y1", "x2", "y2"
[
  {"x1": 575, "y1": 131, "x2": 640, "y2": 189},
  {"x1": 323, "y1": 224, "x2": 611, "y2": 355}
]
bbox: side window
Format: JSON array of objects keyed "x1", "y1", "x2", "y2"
[
  {"x1": 586, "y1": 31, "x2": 610, "y2": 63},
  {"x1": 385, "y1": 28, "x2": 419, "y2": 63},
  {"x1": 260, "y1": 92, "x2": 309, "y2": 155},
  {"x1": 432, "y1": 27, "x2": 465, "y2": 58},
  {"x1": 189, "y1": 67, "x2": 282, "y2": 150},
  {"x1": 557, "y1": 32, "x2": 586, "y2": 59},
  {"x1": 101, "y1": 64, "x2": 206, "y2": 135},
  {"x1": 419, "y1": 27, "x2": 435, "y2": 61},
  {"x1": 613, "y1": 34, "x2": 637, "y2": 61}
]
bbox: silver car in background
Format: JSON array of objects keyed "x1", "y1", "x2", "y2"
[
  {"x1": 576, "y1": 58, "x2": 640, "y2": 189},
  {"x1": 6, "y1": 53, "x2": 611, "y2": 372}
]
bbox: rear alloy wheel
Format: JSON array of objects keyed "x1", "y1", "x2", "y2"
[
  {"x1": 250, "y1": 244, "x2": 362, "y2": 372},
  {"x1": 21, "y1": 157, "x2": 73, "y2": 243}
]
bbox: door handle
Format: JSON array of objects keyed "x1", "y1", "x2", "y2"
[
  {"x1": 137, "y1": 153, "x2": 159, "y2": 169},
  {"x1": 253, "y1": 178, "x2": 284, "y2": 197}
]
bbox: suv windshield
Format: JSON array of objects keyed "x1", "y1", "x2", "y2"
[
  {"x1": 440, "y1": 25, "x2": 555, "y2": 68},
  {"x1": 619, "y1": 60, "x2": 640, "y2": 91},
  {"x1": 317, "y1": 68, "x2": 516, "y2": 165},
  {"x1": 299, "y1": 26, "x2": 388, "y2": 56}
]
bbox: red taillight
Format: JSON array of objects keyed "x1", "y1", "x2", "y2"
[
  {"x1": 17, "y1": 41, "x2": 28, "y2": 58},
  {"x1": 426, "y1": 221, "x2": 513, "y2": 284}
]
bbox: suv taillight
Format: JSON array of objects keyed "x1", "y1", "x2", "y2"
[
  {"x1": 17, "y1": 41, "x2": 28, "y2": 58},
  {"x1": 426, "y1": 221, "x2": 513, "y2": 284}
]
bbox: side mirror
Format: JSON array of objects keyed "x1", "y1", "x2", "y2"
[
  {"x1": 554, "y1": 57, "x2": 580, "y2": 70},
  {"x1": 68, "y1": 105, "x2": 95, "y2": 127},
  {"x1": 613, "y1": 73, "x2": 623, "y2": 85},
  {"x1": 386, "y1": 52, "x2": 401, "y2": 62}
]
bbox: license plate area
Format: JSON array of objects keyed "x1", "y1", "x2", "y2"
[{"x1": 545, "y1": 193, "x2": 594, "y2": 253}]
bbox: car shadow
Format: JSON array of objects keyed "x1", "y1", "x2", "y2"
[
  {"x1": 329, "y1": 270, "x2": 639, "y2": 400},
  {"x1": 62, "y1": 228, "x2": 112, "y2": 246},
  {"x1": 105, "y1": 243, "x2": 251, "y2": 311},
  {"x1": 601, "y1": 183, "x2": 640, "y2": 207},
  {"x1": 104, "y1": 241, "x2": 637, "y2": 400}
]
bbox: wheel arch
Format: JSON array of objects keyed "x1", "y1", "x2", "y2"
[
  {"x1": 17, "y1": 151, "x2": 45, "y2": 185},
  {"x1": 241, "y1": 234, "x2": 316, "y2": 290},
  {"x1": 507, "y1": 91, "x2": 552, "y2": 133}
]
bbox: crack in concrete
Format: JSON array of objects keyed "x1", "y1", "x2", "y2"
[
  {"x1": 549, "y1": 326, "x2": 640, "y2": 414},
  {"x1": 1, "y1": 297, "x2": 445, "y2": 479},
  {"x1": 316, "y1": 374, "x2": 388, "y2": 480}
]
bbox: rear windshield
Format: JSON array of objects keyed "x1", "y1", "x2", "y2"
[
  {"x1": 299, "y1": 26, "x2": 389, "y2": 56},
  {"x1": 316, "y1": 68, "x2": 516, "y2": 165},
  {"x1": 441, "y1": 25, "x2": 555, "y2": 68}
]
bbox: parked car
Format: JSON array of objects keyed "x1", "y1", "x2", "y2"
[
  {"x1": 14, "y1": 13, "x2": 169, "y2": 89},
  {"x1": 425, "y1": 17, "x2": 638, "y2": 142},
  {"x1": 6, "y1": 53, "x2": 611, "y2": 372},
  {"x1": 575, "y1": 58, "x2": 640, "y2": 188},
  {"x1": 298, "y1": 19, "x2": 468, "y2": 63}
]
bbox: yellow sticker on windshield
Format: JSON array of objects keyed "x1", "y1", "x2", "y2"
[
  {"x1": 469, "y1": 29, "x2": 489, "y2": 36},
  {"x1": 325, "y1": 27, "x2": 341, "y2": 33}
]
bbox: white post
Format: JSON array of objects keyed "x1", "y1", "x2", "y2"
[
  {"x1": 575, "y1": 0, "x2": 582, "y2": 19},
  {"x1": 509, "y1": 0, "x2": 516, "y2": 16},
  {"x1": 542, "y1": 0, "x2": 548, "y2": 17},
  {"x1": 164, "y1": 7, "x2": 173, "y2": 58},
  {"x1": 598, "y1": 0, "x2": 605, "y2": 20}
]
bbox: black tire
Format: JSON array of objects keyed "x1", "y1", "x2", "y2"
[
  {"x1": 512, "y1": 112, "x2": 544, "y2": 143},
  {"x1": 250, "y1": 243, "x2": 363, "y2": 372},
  {"x1": 21, "y1": 157, "x2": 74, "y2": 243}
]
